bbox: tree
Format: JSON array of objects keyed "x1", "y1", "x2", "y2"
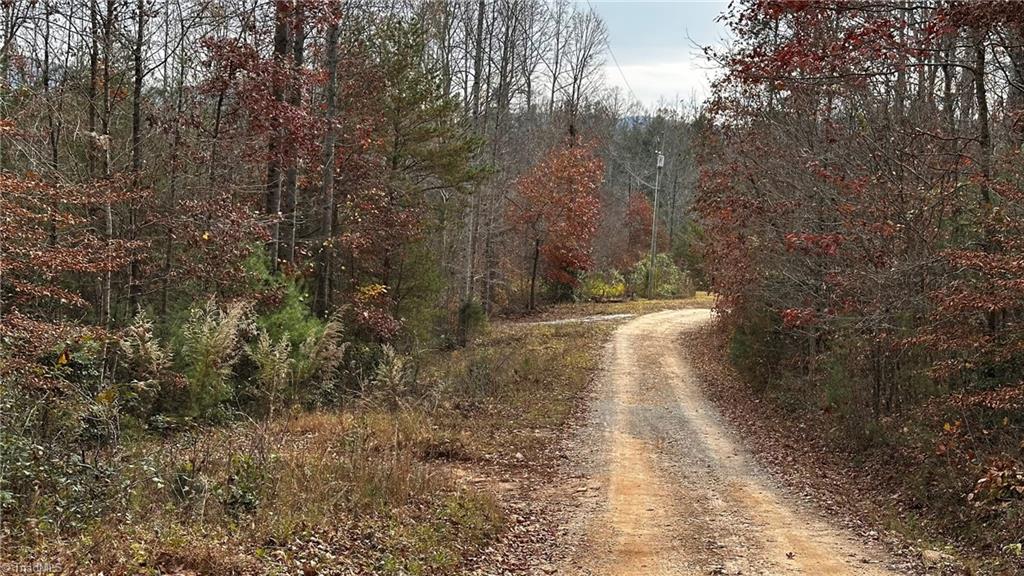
[
  {"x1": 698, "y1": 0, "x2": 1024, "y2": 416},
  {"x1": 0, "y1": 174, "x2": 134, "y2": 386},
  {"x1": 510, "y1": 143, "x2": 603, "y2": 310}
]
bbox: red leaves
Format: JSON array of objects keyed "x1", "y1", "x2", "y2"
[
  {"x1": 614, "y1": 193, "x2": 665, "y2": 269},
  {"x1": 720, "y1": 1, "x2": 925, "y2": 92},
  {"x1": 780, "y1": 307, "x2": 816, "y2": 328},
  {"x1": 0, "y1": 174, "x2": 131, "y2": 384},
  {"x1": 970, "y1": 459, "x2": 1024, "y2": 505},
  {"x1": 0, "y1": 174, "x2": 138, "y2": 308},
  {"x1": 783, "y1": 232, "x2": 844, "y2": 257},
  {"x1": 510, "y1": 143, "x2": 604, "y2": 287}
]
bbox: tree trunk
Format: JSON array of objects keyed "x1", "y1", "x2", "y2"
[
  {"x1": 161, "y1": 29, "x2": 187, "y2": 316},
  {"x1": 128, "y1": 0, "x2": 145, "y2": 313},
  {"x1": 471, "y1": 0, "x2": 485, "y2": 120},
  {"x1": 667, "y1": 171, "x2": 679, "y2": 247},
  {"x1": 42, "y1": 2, "x2": 58, "y2": 247},
  {"x1": 529, "y1": 237, "x2": 540, "y2": 311},
  {"x1": 266, "y1": 2, "x2": 290, "y2": 271},
  {"x1": 314, "y1": 22, "x2": 340, "y2": 317},
  {"x1": 1005, "y1": 24, "x2": 1024, "y2": 149},
  {"x1": 463, "y1": 0, "x2": 486, "y2": 305},
  {"x1": 101, "y1": 0, "x2": 114, "y2": 325},
  {"x1": 281, "y1": 7, "x2": 305, "y2": 266},
  {"x1": 1007, "y1": 28, "x2": 1024, "y2": 147},
  {"x1": 974, "y1": 32, "x2": 992, "y2": 207}
]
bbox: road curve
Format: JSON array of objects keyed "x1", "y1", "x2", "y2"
[{"x1": 566, "y1": 309, "x2": 904, "y2": 576}]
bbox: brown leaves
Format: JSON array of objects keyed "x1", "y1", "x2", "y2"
[
  {"x1": 510, "y1": 143, "x2": 605, "y2": 287},
  {"x1": 969, "y1": 459, "x2": 1024, "y2": 505}
]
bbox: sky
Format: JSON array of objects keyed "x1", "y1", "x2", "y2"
[{"x1": 587, "y1": 1, "x2": 730, "y2": 109}]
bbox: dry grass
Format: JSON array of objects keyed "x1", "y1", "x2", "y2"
[
  {"x1": 6, "y1": 298, "x2": 712, "y2": 574},
  {"x1": 512, "y1": 292, "x2": 715, "y2": 323},
  {"x1": 422, "y1": 319, "x2": 614, "y2": 463},
  {"x1": 21, "y1": 409, "x2": 501, "y2": 575}
]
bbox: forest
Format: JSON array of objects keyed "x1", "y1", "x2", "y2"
[
  {"x1": 0, "y1": 0, "x2": 700, "y2": 572},
  {"x1": 3, "y1": 0, "x2": 1024, "y2": 574},
  {"x1": 699, "y1": 1, "x2": 1024, "y2": 572}
]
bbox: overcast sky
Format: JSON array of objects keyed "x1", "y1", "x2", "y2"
[{"x1": 587, "y1": 1, "x2": 730, "y2": 109}]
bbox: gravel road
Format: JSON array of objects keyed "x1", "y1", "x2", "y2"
[{"x1": 558, "y1": 309, "x2": 907, "y2": 576}]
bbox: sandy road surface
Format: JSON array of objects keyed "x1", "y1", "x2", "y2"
[{"x1": 562, "y1": 309, "x2": 905, "y2": 576}]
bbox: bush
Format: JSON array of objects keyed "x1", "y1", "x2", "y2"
[
  {"x1": 577, "y1": 269, "x2": 626, "y2": 301},
  {"x1": 0, "y1": 381, "x2": 127, "y2": 540},
  {"x1": 671, "y1": 219, "x2": 707, "y2": 290},
  {"x1": 728, "y1": 306, "x2": 786, "y2": 392},
  {"x1": 627, "y1": 253, "x2": 692, "y2": 298},
  {"x1": 293, "y1": 316, "x2": 349, "y2": 405},
  {"x1": 247, "y1": 330, "x2": 293, "y2": 417},
  {"x1": 362, "y1": 342, "x2": 417, "y2": 409},
  {"x1": 173, "y1": 298, "x2": 254, "y2": 420},
  {"x1": 455, "y1": 299, "x2": 486, "y2": 347},
  {"x1": 243, "y1": 253, "x2": 330, "y2": 351},
  {"x1": 216, "y1": 454, "x2": 266, "y2": 518}
]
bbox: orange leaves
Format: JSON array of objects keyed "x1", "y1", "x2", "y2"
[
  {"x1": 783, "y1": 232, "x2": 844, "y2": 257},
  {"x1": 780, "y1": 307, "x2": 816, "y2": 328},
  {"x1": 510, "y1": 144, "x2": 605, "y2": 286}
]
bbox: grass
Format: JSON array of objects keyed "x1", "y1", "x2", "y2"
[
  {"x1": 24, "y1": 409, "x2": 501, "y2": 575},
  {"x1": 516, "y1": 292, "x2": 714, "y2": 323},
  {"x1": 2, "y1": 297, "x2": 707, "y2": 574},
  {"x1": 422, "y1": 319, "x2": 614, "y2": 463}
]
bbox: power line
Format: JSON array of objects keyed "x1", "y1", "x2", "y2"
[
  {"x1": 607, "y1": 150, "x2": 657, "y2": 192},
  {"x1": 585, "y1": 0, "x2": 642, "y2": 106}
]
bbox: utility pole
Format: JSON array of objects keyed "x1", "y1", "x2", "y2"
[{"x1": 648, "y1": 151, "x2": 664, "y2": 298}]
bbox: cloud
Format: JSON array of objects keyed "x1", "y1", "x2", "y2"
[{"x1": 604, "y1": 57, "x2": 719, "y2": 110}]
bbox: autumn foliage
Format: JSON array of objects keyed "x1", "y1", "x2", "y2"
[
  {"x1": 698, "y1": 0, "x2": 1024, "y2": 562},
  {"x1": 510, "y1": 144, "x2": 603, "y2": 303}
]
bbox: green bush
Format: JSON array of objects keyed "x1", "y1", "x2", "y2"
[
  {"x1": 577, "y1": 270, "x2": 626, "y2": 301},
  {"x1": 627, "y1": 253, "x2": 692, "y2": 299},
  {"x1": 0, "y1": 382, "x2": 127, "y2": 539},
  {"x1": 671, "y1": 219, "x2": 708, "y2": 290},
  {"x1": 243, "y1": 253, "x2": 326, "y2": 353},
  {"x1": 216, "y1": 454, "x2": 267, "y2": 518},
  {"x1": 728, "y1": 306, "x2": 785, "y2": 392},
  {"x1": 455, "y1": 299, "x2": 486, "y2": 347}
]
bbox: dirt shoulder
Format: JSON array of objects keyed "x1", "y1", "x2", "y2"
[{"x1": 682, "y1": 325, "x2": 988, "y2": 575}]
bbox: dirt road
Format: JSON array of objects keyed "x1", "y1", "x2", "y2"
[{"x1": 561, "y1": 309, "x2": 905, "y2": 576}]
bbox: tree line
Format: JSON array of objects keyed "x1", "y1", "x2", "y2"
[
  {"x1": 0, "y1": 0, "x2": 702, "y2": 543},
  {"x1": 701, "y1": 0, "x2": 1024, "y2": 418}
]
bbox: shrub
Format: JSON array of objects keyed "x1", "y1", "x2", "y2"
[
  {"x1": 118, "y1": 310, "x2": 175, "y2": 423},
  {"x1": 174, "y1": 298, "x2": 254, "y2": 420},
  {"x1": 627, "y1": 253, "x2": 692, "y2": 298},
  {"x1": 293, "y1": 316, "x2": 349, "y2": 405},
  {"x1": 671, "y1": 219, "x2": 708, "y2": 290},
  {"x1": 216, "y1": 454, "x2": 267, "y2": 519},
  {"x1": 455, "y1": 299, "x2": 486, "y2": 347},
  {"x1": 256, "y1": 276, "x2": 325, "y2": 353},
  {"x1": 728, "y1": 306, "x2": 785, "y2": 392},
  {"x1": 246, "y1": 315, "x2": 349, "y2": 412},
  {"x1": 577, "y1": 269, "x2": 626, "y2": 301},
  {"x1": 0, "y1": 383, "x2": 127, "y2": 540},
  {"x1": 362, "y1": 345, "x2": 415, "y2": 409},
  {"x1": 247, "y1": 330, "x2": 293, "y2": 418}
]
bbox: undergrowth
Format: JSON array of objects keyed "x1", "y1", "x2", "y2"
[
  {"x1": 709, "y1": 320, "x2": 1024, "y2": 575},
  {"x1": 2, "y1": 296, "x2": 627, "y2": 574}
]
